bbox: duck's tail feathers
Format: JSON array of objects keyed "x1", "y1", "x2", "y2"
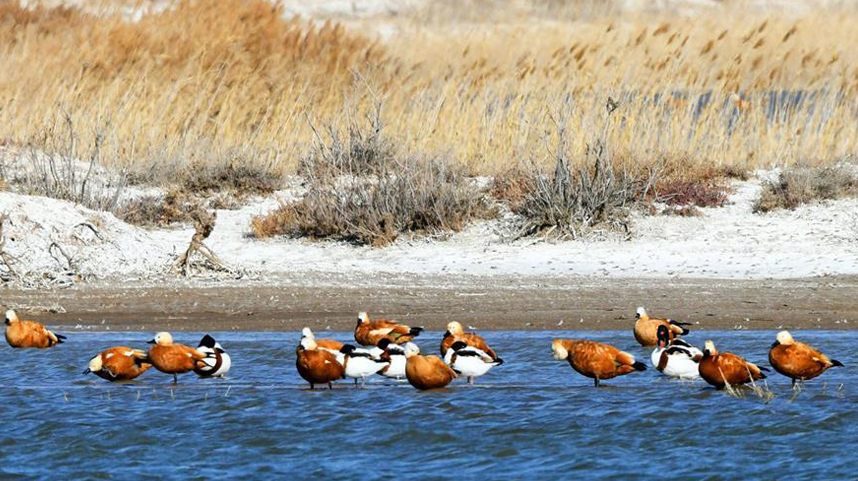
[
  {"x1": 494, "y1": 357, "x2": 505, "y2": 366},
  {"x1": 669, "y1": 320, "x2": 691, "y2": 335},
  {"x1": 55, "y1": 333, "x2": 67, "y2": 343},
  {"x1": 632, "y1": 361, "x2": 647, "y2": 371},
  {"x1": 831, "y1": 359, "x2": 844, "y2": 367},
  {"x1": 409, "y1": 327, "x2": 424, "y2": 337}
]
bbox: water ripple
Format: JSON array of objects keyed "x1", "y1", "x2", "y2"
[{"x1": 0, "y1": 329, "x2": 853, "y2": 479}]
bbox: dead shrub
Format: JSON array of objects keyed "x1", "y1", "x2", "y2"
[
  {"x1": 180, "y1": 158, "x2": 281, "y2": 196},
  {"x1": 299, "y1": 104, "x2": 393, "y2": 178},
  {"x1": 754, "y1": 165, "x2": 858, "y2": 213},
  {"x1": 254, "y1": 155, "x2": 494, "y2": 246},
  {"x1": 715, "y1": 165, "x2": 750, "y2": 181},
  {"x1": 656, "y1": 179, "x2": 728, "y2": 207},
  {"x1": 8, "y1": 114, "x2": 126, "y2": 211},
  {"x1": 513, "y1": 140, "x2": 655, "y2": 239},
  {"x1": 252, "y1": 110, "x2": 495, "y2": 246},
  {"x1": 490, "y1": 167, "x2": 535, "y2": 209},
  {"x1": 115, "y1": 189, "x2": 195, "y2": 227}
]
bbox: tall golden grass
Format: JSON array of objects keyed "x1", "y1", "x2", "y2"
[{"x1": 1, "y1": 0, "x2": 857, "y2": 181}]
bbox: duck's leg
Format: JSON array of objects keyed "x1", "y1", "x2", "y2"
[
  {"x1": 791, "y1": 378, "x2": 797, "y2": 388},
  {"x1": 173, "y1": 374, "x2": 178, "y2": 385},
  {"x1": 328, "y1": 382, "x2": 333, "y2": 390},
  {"x1": 361, "y1": 376, "x2": 366, "y2": 389},
  {"x1": 310, "y1": 383, "x2": 315, "y2": 390},
  {"x1": 354, "y1": 378, "x2": 358, "y2": 387},
  {"x1": 468, "y1": 376, "x2": 474, "y2": 385},
  {"x1": 594, "y1": 377, "x2": 600, "y2": 388}
]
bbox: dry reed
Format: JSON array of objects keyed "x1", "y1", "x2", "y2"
[{"x1": 1, "y1": 1, "x2": 857, "y2": 186}]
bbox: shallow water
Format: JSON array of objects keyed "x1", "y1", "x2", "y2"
[{"x1": 0, "y1": 330, "x2": 853, "y2": 480}]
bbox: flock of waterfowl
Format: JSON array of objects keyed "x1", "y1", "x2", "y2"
[{"x1": 3, "y1": 307, "x2": 845, "y2": 391}]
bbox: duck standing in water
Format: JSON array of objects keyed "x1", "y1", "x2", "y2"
[
  {"x1": 4, "y1": 309, "x2": 66, "y2": 348},
  {"x1": 84, "y1": 347, "x2": 152, "y2": 382},
  {"x1": 650, "y1": 325, "x2": 702, "y2": 380},
  {"x1": 296, "y1": 337, "x2": 345, "y2": 390},
  {"x1": 552, "y1": 339, "x2": 646, "y2": 387},
  {"x1": 375, "y1": 338, "x2": 407, "y2": 379},
  {"x1": 354, "y1": 312, "x2": 423, "y2": 346},
  {"x1": 340, "y1": 344, "x2": 389, "y2": 388},
  {"x1": 147, "y1": 332, "x2": 211, "y2": 384},
  {"x1": 633, "y1": 307, "x2": 690, "y2": 347},
  {"x1": 404, "y1": 343, "x2": 457, "y2": 390},
  {"x1": 194, "y1": 334, "x2": 231, "y2": 378},
  {"x1": 444, "y1": 341, "x2": 502, "y2": 385},
  {"x1": 769, "y1": 331, "x2": 843, "y2": 387},
  {"x1": 439, "y1": 321, "x2": 502, "y2": 363},
  {"x1": 698, "y1": 340, "x2": 768, "y2": 389}
]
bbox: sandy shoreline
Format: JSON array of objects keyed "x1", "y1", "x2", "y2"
[{"x1": 6, "y1": 274, "x2": 857, "y2": 332}]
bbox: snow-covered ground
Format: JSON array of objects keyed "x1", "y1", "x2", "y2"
[
  {"x1": 215, "y1": 179, "x2": 858, "y2": 280},
  {"x1": 0, "y1": 173, "x2": 855, "y2": 287}
]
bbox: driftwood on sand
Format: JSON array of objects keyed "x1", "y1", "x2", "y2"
[{"x1": 174, "y1": 208, "x2": 234, "y2": 277}]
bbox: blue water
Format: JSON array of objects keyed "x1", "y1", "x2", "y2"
[{"x1": 0, "y1": 330, "x2": 854, "y2": 480}]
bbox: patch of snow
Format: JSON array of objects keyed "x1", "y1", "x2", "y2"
[
  {"x1": 207, "y1": 178, "x2": 858, "y2": 281},
  {"x1": 0, "y1": 175, "x2": 855, "y2": 286},
  {"x1": 0, "y1": 193, "x2": 177, "y2": 283}
]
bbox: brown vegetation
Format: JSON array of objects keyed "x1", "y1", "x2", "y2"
[
  {"x1": 1, "y1": 0, "x2": 857, "y2": 181},
  {"x1": 656, "y1": 179, "x2": 728, "y2": 208},
  {"x1": 251, "y1": 117, "x2": 495, "y2": 246},
  {"x1": 115, "y1": 189, "x2": 194, "y2": 227},
  {"x1": 754, "y1": 165, "x2": 858, "y2": 213}
]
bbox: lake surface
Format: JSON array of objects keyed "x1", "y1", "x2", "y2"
[{"x1": 0, "y1": 329, "x2": 853, "y2": 480}]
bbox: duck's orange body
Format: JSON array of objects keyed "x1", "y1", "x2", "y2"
[
  {"x1": 296, "y1": 338, "x2": 345, "y2": 389},
  {"x1": 404, "y1": 343, "x2": 456, "y2": 390},
  {"x1": 552, "y1": 339, "x2": 646, "y2": 387},
  {"x1": 440, "y1": 321, "x2": 500, "y2": 362},
  {"x1": 699, "y1": 340, "x2": 767, "y2": 389},
  {"x1": 633, "y1": 308, "x2": 689, "y2": 347},
  {"x1": 354, "y1": 312, "x2": 423, "y2": 346},
  {"x1": 769, "y1": 331, "x2": 842, "y2": 385},
  {"x1": 147, "y1": 332, "x2": 207, "y2": 383},
  {"x1": 87, "y1": 346, "x2": 152, "y2": 382},
  {"x1": 4, "y1": 310, "x2": 65, "y2": 348}
]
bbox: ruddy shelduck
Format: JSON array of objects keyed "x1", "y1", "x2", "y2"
[
  {"x1": 440, "y1": 321, "x2": 502, "y2": 363},
  {"x1": 4, "y1": 309, "x2": 66, "y2": 348},
  {"x1": 651, "y1": 325, "x2": 702, "y2": 380},
  {"x1": 404, "y1": 343, "x2": 457, "y2": 390},
  {"x1": 194, "y1": 334, "x2": 231, "y2": 378},
  {"x1": 302, "y1": 327, "x2": 345, "y2": 364},
  {"x1": 296, "y1": 337, "x2": 345, "y2": 390},
  {"x1": 698, "y1": 340, "x2": 768, "y2": 389},
  {"x1": 354, "y1": 312, "x2": 423, "y2": 346},
  {"x1": 552, "y1": 339, "x2": 646, "y2": 387},
  {"x1": 633, "y1": 307, "x2": 690, "y2": 346},
  {"x1": 340, "y1": 344, "x2": 389, "y2": 388},
  {"x1": 147, "y1": 332, "x2": 210, "y2": 384},
  {"x1": 84, "y1": 346, "x2": 152, "y2": 382},
  {"x1": 444, "y1": 341, "x2": 502, "y2": 385},
  {"x1": 769, "y1": 331, "x2": 843, "y2": 387}
]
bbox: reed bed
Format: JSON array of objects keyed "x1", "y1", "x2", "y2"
[{"x1": 1, "y1": 0, "x2": 857, "y2": 184}]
